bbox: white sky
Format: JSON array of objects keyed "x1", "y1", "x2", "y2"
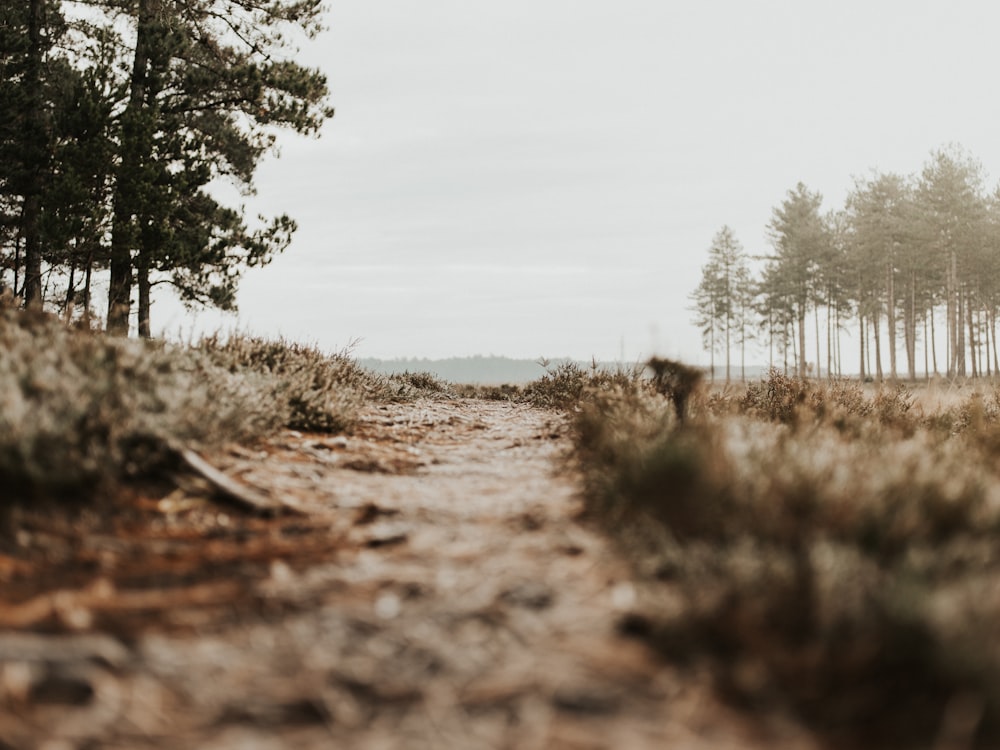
[{"x1": 155, "y1": 0, "x2": 1000, "y2": 365}]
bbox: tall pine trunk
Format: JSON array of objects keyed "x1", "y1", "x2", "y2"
[
  {"x1": 63, "y1": 254, "x2": 75, "y2": 313},
  {"x1": 924, "y1": 314, "x2": 930, "y2": 382},
  {"x1": 904, "y1": 273, "x2": 916, "y2": 380},
  {"x1": 887, "y1": 261, "x2": 897, "y2": 379},
  {"x1": 968, "y1": 299, "x2": 978, "y2": 378},
  {"x1": 859, "y1": 313, "x2": 866, "y2": 381},
  {"x1": 108, "y1": 0, "x2": 155, "y2": 335},
  {"x1": 83, "y1": 251, "x2": 92, "y2": 322},
  {"x1": 138, "y1": 258, "x2": 151, "y2": 338},
  {"x1": 725, "y1": 309, "x2": 731, "y2": 383},
  {"x1": 873, "y1": 312, "x2": 883, "y2": 382},
  {"x1": 798, "y1": 307, "x2": 807, "y2": 378},
  {"x1": 814, "y1": 302, "x2": 820, "y2": 378},
  {"x1": 930, "y1": 305, "x2": 939, "y2": 376},
  {"x1": 983, "y1": 307, "x2": 991, "y2": 377},
  {"x1": 21, "y1": 0, "x2": 46, "y2": 309},
  {"x1": 957, "y1": 288, "x2": 967, "y2": 377},
  {"x1": 992, "y1": 308, "x2": 1000, "y2": 377}
]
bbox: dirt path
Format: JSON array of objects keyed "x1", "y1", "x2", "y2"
[{"x1": 0, "y1": 400, "x2": 815, "y2": 749}]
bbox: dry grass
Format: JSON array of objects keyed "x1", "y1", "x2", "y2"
[
  {"x1": 520, "y1": 360, "x2": 649, "y2": 410},
  {"x1": 573, "y1": 369, "x2": 1000, "y2": 748},
  {"x1": 0, "y1": 313, "x2": 443, "y2": 506}
]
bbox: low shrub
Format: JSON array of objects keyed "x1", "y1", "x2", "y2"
[
  {"x1": 198, "y1": 333, "x2": 374, "y2": 433},
  {"x1": 574, "y1": 370, "x2": 1000, "y2": 748},
  {"x1": 0, "y1": 312, "x2": 284, "y2": 502},
  {"x1": 0, "y1": 316, "x2": 401, "y2": 504},
  {"x1": 454, "y1": 383, "x2": 524, "y2": 401},
  {"x1": 385, "y1": 370, "x2": 455, "y2": 399},
  {"x1": 522, "y1": 361, "x2": 648, "y2": 410}
]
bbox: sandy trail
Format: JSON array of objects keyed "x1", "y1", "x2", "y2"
[{"x1": 0, "y1": 399, "x2": 814, "y2": 749}]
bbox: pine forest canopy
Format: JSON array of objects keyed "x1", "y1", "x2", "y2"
[
  {"x1": 692, "y1": 146, "x2": 1000, "y2": 382},
  {"x1": 0, "y1": 0, "x2": 334, "y2": 335}
]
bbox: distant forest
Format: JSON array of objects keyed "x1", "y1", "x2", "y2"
[
  {"x1": 0, "y1": 1, "x2": 333, "y2": 334},
  {"x1": 693, "y1": 146, "x2": 1000, "y2": 381}
]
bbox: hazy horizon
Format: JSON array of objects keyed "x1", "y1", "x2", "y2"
[{"x1": 153, "y1": 1, "x2": 1000, "y2": 369}]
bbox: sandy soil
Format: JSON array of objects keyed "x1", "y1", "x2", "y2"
[{"x1": 0, "y1": 399, "x2": 818, "y2": 749}]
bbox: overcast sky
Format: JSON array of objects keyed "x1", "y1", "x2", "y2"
[{"x1": 156, "y1": 0, "x2": 1000, "y2": 364}]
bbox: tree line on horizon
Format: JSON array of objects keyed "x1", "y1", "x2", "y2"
[
  {"x1": 0, "y1": 0, "x2": 333, "y2": 335},
  {"x1": 692, "y1": 145, "x2": 1000, "y2": 382}
]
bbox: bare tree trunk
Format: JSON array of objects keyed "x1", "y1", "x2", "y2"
[
  {"x1": 798, "y1": 308, "x2": 806, "y2": 378},
  {"x1": 137, "y1": 258, "x2": 151, "y2": 338},
  {"x1": 741, "y1": 336, "x2": 745, "y2": 382},
  {"x1": 859, "y1": 314, "x2": 866, "y2": 382},
  {"x1": 904, "y1": 272, "x2": 916, "y2": 380},
  {"x1": 13, "y1": 228, "x2": 21, "y2": 299},
  {"x1": 768, "y1": 311, "x2": 774, "y2": 370},
  {"x1": 968, "y1": 298, "x2": 978, "y2": 378},
  {"x1": 833, "y1": 304, "x2": 844, "y2": 378},
  {"x1": 924, "y1": 313, "x2": 929, "y2": 382},
  {"x1": 21, "y1": 0, "x2": 46, "y2": 310},
  {"x1": 814, "y1": 302, "x2": 821, "y2": 378},
  {"x1": 887, "y1": 262, "x2": 897, "y2": 380},
  {"x1": 784, "y1": 320, "x2": 790, "y2": 376},
  {"x1": 63, "y1": 254, "x2": 76, "y2": 314},
  {"x1": 931, "y1": 305, "x2": 939, "y2": 376},
  {"x1": 826, "y1": 297, "x2": 832, "y2": 379},
  {"x1": 740, "y1": 298, "x2": 746, "y2": 381},
  {"x1": 983, "y1": 308, "x2": 989, "y2": 377},
  {"x1": 957, "y1": 288, "x2": 967, "y2": 377},
  {"x1": 947, "y1": 256, "x2": 955, "y2": 377},
  {"x1": 83, "y1": 251, "x2": 92, "y2": 322},
  {"x1": 725, "y1": 310, "x2": 731, "y2": 383},
  {"x1": 108, "y1": 0, "x2": 156, "y2": 335},
  {"x1": 873, "y1": 311, "x2": 883, "y2": 382},
  {"x1": 993, "y1": 308, "x2": 1000, "y2": 377}
]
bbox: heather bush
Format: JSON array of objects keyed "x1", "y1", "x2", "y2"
[
  {"x1": 522, "y1": 360, "x2": 648, "y2": 410},
  {"x1": 386, "y1": 370, "x2": 454, "y2": 398},
  {"x1": 573, "y1": 369, "x2": 1000, "y2": 748},
  {"x1": 198, "y1": 333, "x2": 375, "y2": 432},
  {"x1": 0, "y1": 312, "x2": 283, "y2": 501},
  {"x1": 0, "y1": 315, "x2": 405, "y2": 504},
  {"x1": 454, "y1": 383, "x2": 524, "y2": 401},
  {"x1": 738, "y1": 367, "x2": 811, "y2": 423}
]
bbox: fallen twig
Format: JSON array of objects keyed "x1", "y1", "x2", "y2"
[{"x1": 177, "y1": 448, "x2": 305, "y2": 516}]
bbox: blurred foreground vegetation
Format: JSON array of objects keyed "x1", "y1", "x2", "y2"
[{"x1": 565, "y1": 363, "x2": 1000, "y2": 749}]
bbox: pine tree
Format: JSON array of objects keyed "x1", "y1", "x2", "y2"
[
  {"x1": 106, "y1": 0, "x2": 334, "y2": 335},
  {"x1": 767, "y1": 183, "x2": 829, "y2": 377},
  {"x1": 915, "y1": 147, "x2": 988, "y2": 377},
  {"x1": 0, "y1": 0, "x2": 66, "y2": 307},
  {"x1": 691, "y1": 226, "x2": 752, "y2": 382}
]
